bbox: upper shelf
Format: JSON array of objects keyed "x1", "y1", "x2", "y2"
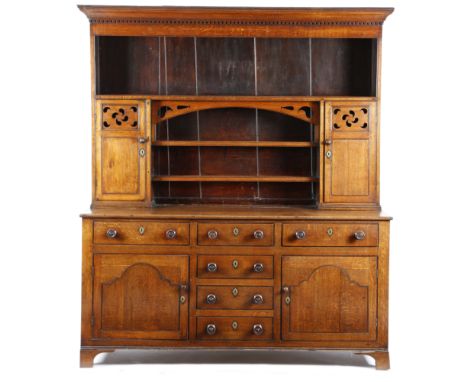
[{"x1": 95, "y1": 36, "x2": 378, "y2": 97}]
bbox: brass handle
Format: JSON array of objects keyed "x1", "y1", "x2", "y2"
[
  {"x1": 253, "y1": 230, "x2": 264, "y2": 240},
  {"x1": 206, "y1": 294, "x2": 217, "y2": 304},
  {"x1": 206, "y1": 324, "x2": 217, "y2": 335},
  {"x1": 252, "y1": 324, "x2": 264, "y2": 336},
  {"x1": 207, "y1": 263, "x2": 218, "y2": 272},
  {"x1": 207, "y1": 229, "x2": 218, "y2": 240},
  {"x1": 253, "y1": 263, "x2": 264, "y2": 273},
  {"x1": 324, "y1": 139, "x2": 332, "y2": 145},
  {"x1": 354, "y1": 231, "x2": 366, "y2": 240},
  {"x1": 295, "y1": 230, "x2": 306, "y2": 240},
  {"x1": 252, "y1": 294, "x2": 264, "y2": 305},
  {"x1": 165, "y1": 229, "x2": 177, "y2": 239},
  {"x1": 138, "y1": 137, "x2": 148, "y2": 144},
  {"x1": 282, "y1": 286, "x2": 289, "y2": 294},
  {"x1": 106, "y1": 228, "x2": 118, "y2": 239}
]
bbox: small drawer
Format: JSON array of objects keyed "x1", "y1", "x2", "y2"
[
  {"x1": 196, "y1": 317, "x2": 273, "y2": 341},
  {"x1": 282, "y1": 222, "x2": 378, "y2": 247},
  {"x1": 197, "y1": 286, "x2": 273, "y2": 310},
  {"x1": 198, "y1": 223, "x2": 273, "y2": 246},
  {"x1": 197, "y1": 255, "x2": 273, "y2": 279},
  {"x1": 94, "y1": 221, "x2": 189, "y2": 245}
]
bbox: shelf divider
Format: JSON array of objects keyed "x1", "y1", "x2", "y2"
[
  {"x1": 152, "y1": 140, "x2": 315, "y2": 148},
  {"x1": 152, "y1": 175, "x2": 318, "y2": 182}
]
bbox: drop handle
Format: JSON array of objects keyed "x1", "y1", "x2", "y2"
[
  {"x1": 106, "y1": 228, "x2": 118, "y2": 238},
  {"x1": 207, "y1": 263, "x2": 218, "y2": 272},
  {"x1": 207, "y1": 229, "x2": 218, "y2": 240},
  {"x1": 206, "y1": 294, "x2": 217, "y2": 304},
  {"x1": 253, "y1": 263, "x2": 264, "y2": 273},
  {"x1": 252, "y1": 324, "x2": 264, "y2": 336},
  {"x1": 295, "y1": 230, "x2": 306, "y2": 240},
  {"x1": 165, "y1": 229, "x2": 177, "y2": 239},
  {"x1": 252, "y1": 294, "x2": 264, "y2": 305},
  {"x1": 354, "y1": 231, "x2": 366, "y2": 240},
  {"x1": 253, "y1": 230, "x2": 264, "y2": 240},
  {"x1": 206, "y1": 324, "x2": 216, "y2": 335}
]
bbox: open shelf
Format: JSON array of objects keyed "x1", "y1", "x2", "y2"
[
  {"x1": 152, "y1": 175, "x2": 318, "y2": 182},
  {"x1": 96, "y1": 37, "x2": 376, "y2": 97},
  {"x1": 152, "y1": 140, "x2": 315, "y2": 148}
]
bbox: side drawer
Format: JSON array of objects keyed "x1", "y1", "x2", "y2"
[
  {"x1": 282, "y1": 222, "x2": 379, "y2": 247},
  {"x1": 94, "y1": 221, "x2": 190, "y2": 245},
  {"x1": 197, "y1": 255, "x2": 273, "y2": 279},
  {"x1": 198, "y1": 223, "x2": 274, "y2": 246},
  {"x1": 197, "y1": 286, "x2": 273, "y2": 310},
  {"x1": 196, "y1": 317, "x2": 273, "y2": 341}
]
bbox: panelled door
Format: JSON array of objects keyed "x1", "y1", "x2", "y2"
[
  {"x1": 281, "y1": 255, "x2": 377, "y2": 341},
  {"x1": 95, "y1": 99, "x2": 149, "y2": 203},
  {"x1": 93, "y1": 254, "x2": 189, "y2": 340},
  {"x1": 323, "y1": 101, "x2": 377, "y2": 205}
]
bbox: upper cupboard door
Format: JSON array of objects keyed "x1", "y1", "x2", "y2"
[
  {"x1": 93, "y1": 254, "x2": 189, "y2": 340},
  {"x1": 323, "y1": 101, "x2": 378, "y2": 205},
  {"x1": 95, "y1": 100, "x2": 149, "y2": 203},
  {"x1": 281, "y1": 256, "x2": 377, "y2": 342}
]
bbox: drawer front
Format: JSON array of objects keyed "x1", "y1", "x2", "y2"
[
  {"x1": 197, "y1": 286, "x2": 273, "y2": 310},
  {"x1": 197, "y1": 255, "x2": 273, "y2": 279},
  {"x1": 283, "y1": 223, "x2": 378, "y2": 247},
  {"x1": 94, "y1": 221, "x2": 190, "y2": 245},
  {"x1": 197, "y1": 223, "x2": 274, "y2": 246},
  {"x1": 196, "y1": 317, "x2": 273, "y2": 341}
]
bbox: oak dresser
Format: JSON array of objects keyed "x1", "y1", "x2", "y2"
[{"x1": 78, "y1": 5, "x2": 393, "y2": 369}]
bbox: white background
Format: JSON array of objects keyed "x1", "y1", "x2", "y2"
[{"x1": 1, "y1": 0, "x2": 467, "y2": 380}]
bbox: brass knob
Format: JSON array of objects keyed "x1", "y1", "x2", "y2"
[
  {"x1": 253, "y1": 230, "x2": 264, "y2": 240},
  {"x1": 252, "y1": 294, "x2": 264, "y2": 305},
  {"x1": 165, "y1": 229, "x2": 177, "y2": 239},
  {"x1": 252, "y1": 324, "x2": 264, "y2": 336},
  {"x1": 295, "y1": 230, "x2": 306, "y2": 240},
  {"x1": 206, "y1": 294, "x2": 217, "y2": 304},
  {"x1": 206, "y1": 324, "x2": 216, "y2": 335},
  {"x1": 324, "y1": 139, "x2": 332, "y2": 145},
  {"x1": 354, "y1": 231, "x2": 366, "y2": 240},
  {"x1": 282, "y1": 286, "x2": 289, "y2": 293},
  {"x1": 207, "y1": 263, "x2": 218, "y2": 272},
  {"x1": 138, "y1": 137, "x2": 148, "y2": 144},
  {"x1": 106, "y1": 228, "x2": 117, "y2": 238},
  {"x1": 207, "y1": 229, "x2": 218, "y2": 240},
  {"x1": 253, "y1": 263, "x2": 264, "y2": 273}
]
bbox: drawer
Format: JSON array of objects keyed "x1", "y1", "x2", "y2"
[
  {"x1": 198, "y1": 223, "x2": 274, "y2": 246},
  {"x1": 197, "y1": 255, "x2": 273, "y2": 279},
  {"x1": 282, "y1": 223, "x2": 378, "y2": 247},
  {"x1": 197, "y1": 286, "x2": 273, "y2": 310},
  {"x1": 196, "y1": 317, "x2": 273, "y2": 341},
  {"x1": 94, "y1": 221, "x2": 190, "y2": 245}
]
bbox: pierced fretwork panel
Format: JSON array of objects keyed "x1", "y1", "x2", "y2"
[
  {"x1": 102, "y1": 104, "x2": 139, "y2": 130},
  {"x1": 332, "y1": 107, "x2": 369, "y2": 131}
]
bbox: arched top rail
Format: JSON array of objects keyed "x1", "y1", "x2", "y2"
[{"x1": 153, "y1": 100, "x2": 320, "y2": 124}]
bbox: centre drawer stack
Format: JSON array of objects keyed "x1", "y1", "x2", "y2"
[{"x1": 195, "y1": 223, "x2": 275, "y2": 341}]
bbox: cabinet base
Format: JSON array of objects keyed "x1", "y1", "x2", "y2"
[
  {"x1": 80, "y1": 348, "x2": 115, "y2": 368},
  {"x1": 355, "y1": 351, "x2": 390, "y2": 370},
  {"x1": 80, "y1": 347, "x2": 389, "y2": 369}
]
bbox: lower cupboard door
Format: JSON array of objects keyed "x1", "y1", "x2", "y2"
[
  {"x1": 93, "y1": 254, "x2": 189, "y2": 340},
  {"x1": 281, "y1": 256, "x2": 377, "y2": 342}
]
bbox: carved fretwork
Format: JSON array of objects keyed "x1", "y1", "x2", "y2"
[
  {"x1": 332, "y1": 107, "x2": 369, "y2": 130},
  {"x1": 155, "y1": 101, "x2": 319, "y2": 123},
  {"x1": 102, "y1": 105, "x2": 139, "y2": 129}
]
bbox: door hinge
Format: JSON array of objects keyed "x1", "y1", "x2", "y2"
[
  {"x1": 91, "y1": 315, "x2": 95, "y2": 327},
  {"x1": 91, "y1": 265, "x2": 95, "y2": 278}
]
